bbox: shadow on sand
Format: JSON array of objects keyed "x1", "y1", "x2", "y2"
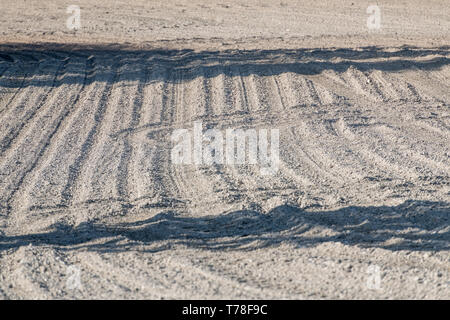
[
  {"x1": 0, "y1": 200, "x2": 448, "y2": 253},
  {"x1": 0, "y1": 43, "x2": 449, "y2": 88}
]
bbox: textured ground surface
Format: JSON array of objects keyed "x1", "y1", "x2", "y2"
[{"x1": 0, "y1": 0, "x2": 449, "y2": 299}]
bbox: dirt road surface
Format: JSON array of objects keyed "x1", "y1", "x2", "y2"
[{"x1": 0, "y1": 0, "x2": 448, "y2": 299}]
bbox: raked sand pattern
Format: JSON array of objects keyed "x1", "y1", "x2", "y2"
[{"x1": 0, "y1": 0, "x2": 448, "y2": 299}]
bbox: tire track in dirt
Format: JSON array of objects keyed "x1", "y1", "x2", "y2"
[
  {"x1": 0, "y1": 44, "x2": 449, "y2": 299},
  {"x1": 332, "y1": 118, "x2": 420, "y2": 181},
  {"x1": 0, "y1": 57, "x2": 43, "y2": 117},
  {"x1": 60, "y1": 60, "x2": 121, "y2": 207},
  {"x1": 0, "y1": 56, "x2": 89, "y2": 214},
  {"x1": 171, "y1": 68, "x2": 340, "y2": 210},
  {"x1": 0, "y1": 59, "x2": 65, "y2": 156},
  {"x1": 65, "y1": 57, "x2": 147, "y2": 212},
  {"x1": 127, "y1": 65, "x2": 168, "y2": 203},
  {"x1": 241, "y1": 72, "x2": 268, "y2": 112},
  {"x1": 163, "y1": 69, "x2": 201, "y2": 210},
  {"x1": 415, "y1": 119, "x2": 450, "y2": 142},
  {"x1": 199, "y1": 68, "x2": 296, "y2": 211},
  {"x1": 199, "y1": 68, "x2": 259, "y2": 209},
  {"x1": 116, "y1": 65, "x2": 148, "y2": 203},
  {"x1": 159, "y1": 69, "x2": 176, "y2": 125},
  {"x1": 223, "y1": 72, "x2": 300, "y2": 204},
  {"x1": 183, "y1": 69, "x2": 245, "y2": 211},
  {"x1": 345, "y1": 121, "x2": 447, "y2": 178},
  {"x1": 166, "y1": 68, "x2": 237, "y2": 212},
  {"x1": 58, "y1": 58, "x2": 158, "y2": 219},
  {"x1": 319, "y1": 67, "x2": 426, "y2": 104},
  {"x1": 296, "y1": 119, "x2": 366, "y2": 183},
  {"x1": 223, "y1": 65, "x2": 240, "y2": 114},
  {"x1": 141, "y1": 69, "x2": 187, "y2": 208},
  {"x1": 284, "y1": 67, "x2": 326, "y2": 107},
  {"x1": 371, "y1": 124, "x2": 450, "y2": 175},
  {"x1": 129, "y1": 68, "x2": 185, "y2": 208},
  {"x1": 8, "y1": 56, "x2": 105, "y2": 215},
  {"x1": 266, "y1": 72, "x2": 325, "y2": 198},
  {"x1": 415, "y1": 64, "x2": 450, "y2": 101},
  {"x1": 369, "y1": 70, "x2": 421, "y2": 102},
  {"x1": 0, "y1": 63, "x2": 28, "y2": 115},
  {"x1": 342, "y1": 67, "x2": 385, "y2": 102},
  {"x1": 151, "y1": 66, "x2": 256, "y2": 211},
  {"x1": 72, "y1": 66, "x2": 132, "y2": 208},
  {"x1": 287, "y1": 126, "x2": 345, "y2": 186},
  {"x1": 202, "y1": 67, "x2": 221, "y2": 116}
]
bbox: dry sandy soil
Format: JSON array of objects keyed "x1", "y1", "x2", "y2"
[{"x1": 0, "y1": 0, "x2": 449, "y2": 299}]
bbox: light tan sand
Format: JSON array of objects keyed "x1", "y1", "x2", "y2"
[{"x1": 0, "y1": 0, "x2": 448, "y2": 299}]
